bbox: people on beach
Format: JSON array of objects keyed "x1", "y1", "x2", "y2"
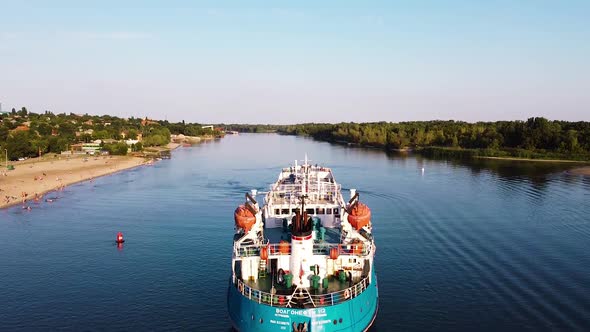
[
  {"x1": 1, "y1": 155, "x2": 144, "y2": 209},
  {"x1": 21, "y1": 192, "x2": 28, "y2": 204}
]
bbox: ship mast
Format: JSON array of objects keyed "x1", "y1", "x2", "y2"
[{"x1": 290, "y1": 195, "x2": 313, "y2": 287}]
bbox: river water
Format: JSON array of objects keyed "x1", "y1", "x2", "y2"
[{"x1": 1, "y1": 133, "x2": 589, "y2": 331}]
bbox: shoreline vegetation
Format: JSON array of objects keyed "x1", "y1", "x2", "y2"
[
  {"x1": 0, "y1": 107, "x2": 222, "y2": 162},
  {"x1": 414, "y1": 146, "x2": 590, "y2": 163},
  {"x1": 223, "y1": 118, "x2": 590, "y2": 164},
  {"x1": 0, "y1": 106, "x2": 225, "y2": 210},
  {"x1": 3, "y1": 113, "x2": 589, "y2": 211},
  {"x1": 475, "y1": 156, "x2": 588, "y2": 163},
  {"x1": 222, "y1": 118, "x2": 590, "y2": 174}
]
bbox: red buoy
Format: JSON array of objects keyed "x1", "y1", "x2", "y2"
[{"x1": 116, "y1": 232, "x2": 125, "y2": 243}]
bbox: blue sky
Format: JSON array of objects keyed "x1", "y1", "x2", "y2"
[{"x1": 1, "y1": 0, "x2": 588, "y2": 124}]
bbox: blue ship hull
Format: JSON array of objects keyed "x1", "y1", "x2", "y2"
[{"x1": 227, "y1": 271, "x2": 378, "y2": 331}]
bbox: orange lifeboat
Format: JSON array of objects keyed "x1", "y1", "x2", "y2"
[
  {"x1": 278, "y1": 240, "x2": 290, "y2": 254},
  {"x1": 329, "y1": 247, "x2": 339, "y2": 260},
  {"x1": 347, "y1": 202, "x2": 371, "y2": 230},
  {"x1": 260, "y1": 246, "x2": 269, "y2": 260},
  {"x1": 351, "y1": 239, "x2": 364, "y2": 255},
  {"x1": 234, "y1": 205, "x2": 256, "y2": 232}
]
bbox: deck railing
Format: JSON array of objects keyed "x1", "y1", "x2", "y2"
[
  {"x1": 234, "y1": 242, "x2": 372, "y2": 258},
  {"x1": 232, "y1": 274, "x2": 371, "y2": 308}
]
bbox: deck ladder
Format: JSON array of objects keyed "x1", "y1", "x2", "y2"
[{"x1": 258, "y1": 259, "x2": 268, "y2": 278}]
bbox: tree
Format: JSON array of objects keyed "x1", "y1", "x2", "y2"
[
  {"x1": 80, "y1": 133, "x2": 93, "y2": 143},
  {"x1": 127, "y1": 129, "x2": 138, "y2": 140},
  {"x1": 6, "y1": 131, "x2": 35, "y2": 159},
  {"x1": 31, "y1": 138, "x2": 49, "y2": 155},
  {"x1": 47, "y1": 136, "x2": 70, "y2": 153},
  {"x1": 451, "y1": 134, "x2": 459, "y2": 147},
  {"x1": 104, "y1": 142, "x2": 128, "y2": 155},
  {"x1": 0, "y1": 126, "x2": 8, "y2": 141},
  {"x1": 34, "y1": 122, "x2": 53, "y2": 136},
  {"x1": 93, "y1": 130, "x2": 110, "y2": 139},
  {"x1": 564, "y1": 130, "x2": 580, "y2": 152}
]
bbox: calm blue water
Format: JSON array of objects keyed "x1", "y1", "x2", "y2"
[{"x1": 1, "y1": 134, "x2": 590, "y2": 331}]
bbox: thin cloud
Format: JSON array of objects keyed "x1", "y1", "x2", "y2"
[
  {"x1": 67, "y1": 31, "x2": 153, "y2": 40},
  {"x1": 0, "y1": 31, "x2": 152, "y2": 41},
  {"x1": 269, "y1": 8, "x2": 306, "y2": 19},
  {"x1": 0, "y1": 32, "x2": 19, "y2": 40},
  {"x1": 360, "y1": 15, "x2": 385, "y2": 27}
]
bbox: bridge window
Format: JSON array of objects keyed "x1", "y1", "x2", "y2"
[
  {"x1": 281, "y1": 209, "x2": 289, "y2": 214},
  {"x1": 317, "y1": 208, "x2": 325, "y2": 214},
  {"x1": 334, "y1": 208, "x2": 339, "y2": 215},
  {"x1": 274, "y1": 209, "x2": 280, "y2": 215},
  {"x1": 306, "y1": 208, "x2": 315, "y2": 215},
  {"x1": 326, "y1": 208, "x2": 332, "y2": 214}
]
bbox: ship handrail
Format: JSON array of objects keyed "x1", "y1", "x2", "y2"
[
  {"x1": 281, "y1": 166, "x2": 331, "y2": 173},
  {"x1": 268, "y1": 183, "x2": 341, "y2": 193},
  {"x1": 266, "y1": 182, "x2": 342, "y2": 206},
  {"x1": 232, "y1": 274, "x2": 371, "y2": 308},
  {"x1": 233, "y1": 242, "x2": 373, "y2": 258}
]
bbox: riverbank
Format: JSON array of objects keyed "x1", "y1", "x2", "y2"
[
  {"x1": 0, "y1": 155, "x2": 148, "y2": 209},
  {"x1": 567, "y1": 166, "x2": 590, "y2": 176},
  {"x1": 476, "y1": 156, "x2": 590, "y2": 164},
  {"x1": 416, "y1": 146, "x2": 590, "y2": 162}
]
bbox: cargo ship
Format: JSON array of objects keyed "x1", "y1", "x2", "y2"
[{"x1": 228, "y1": 156, "x2": 378, "y2": 331}]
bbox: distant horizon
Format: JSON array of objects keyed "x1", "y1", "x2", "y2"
[{"x1": 1, "y1": 1, "x2": 589, "y2": 123}]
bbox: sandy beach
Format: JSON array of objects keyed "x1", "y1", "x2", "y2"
[
  {"x1": 0, "y1": 155, "x2": 148, "y2": 209},
  {"x1": 567, "y1": 166, "x2": 590, "y2": 176}
]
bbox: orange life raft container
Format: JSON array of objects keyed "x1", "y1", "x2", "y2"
[
  {"x1": 234, "y1": 205, "x2": 256, "y2": 232},
  {"x1": 347, "y1": 202, "x2": 371, "y2": 230}
]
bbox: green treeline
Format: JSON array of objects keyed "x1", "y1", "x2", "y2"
[
  {"x1": 0, "y1": 107, "x2": 211, "y2": 160},
  {"x1": 276, "y1": 118, "x2": 590, "y2": 161},
  {"x1": 164, "y1": 120, "x2": 216, "y2": 137},
  {"x1": 221, "y1": 124, "x2": 281, "y2": 133}
]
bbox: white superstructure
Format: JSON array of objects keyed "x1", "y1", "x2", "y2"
[{"x1": 231, "y1": 156, "x2": 375, "y2": 308}]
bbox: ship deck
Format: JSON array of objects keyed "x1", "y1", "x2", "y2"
[
  {"x1": 263, "y1": 226, "x2": 342, "y2": 244},
  {"x1": 269, "y1": 196, "x2": 336, "y2": 205},
  {"x1": 243, "y1": 273, "x2": 358, "y2": 295},
  {"x1": 247, "y1": 227, "x2": 357, "y2": 295}
]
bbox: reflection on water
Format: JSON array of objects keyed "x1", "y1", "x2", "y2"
[{"x1": 0, "y1": 134, "x2": 589, "y2": 331}]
